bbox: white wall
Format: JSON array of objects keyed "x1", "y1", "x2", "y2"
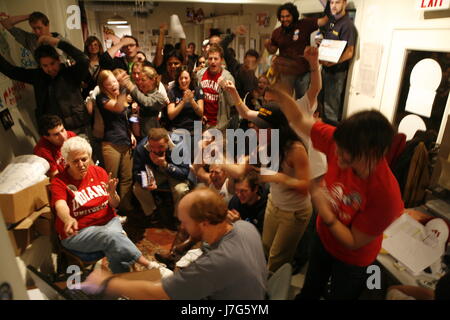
[
  {"x1": 87, "y1": 2, "x2": 278, "y2": 61},
  {"x1": 347, "y1": 0, "x2": 450, "y2": 143},
  {"x1": 0, "y1": 0, "x2": 83, "y2": 170},
  {"x1": 296, "y1": 0, "x2": 450, "y2": 142}
]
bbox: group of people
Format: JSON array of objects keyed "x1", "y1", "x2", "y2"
[{"x1": 0, "y1": 1, "x2": 428, "y2": 300}]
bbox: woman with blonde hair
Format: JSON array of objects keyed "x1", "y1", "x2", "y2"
[
  {"x1": 96, "y1": 69, "x2": 136, "y2": 213},
  {"x1": 119, "y1": 63, "x2": 168, "y2": 137}
]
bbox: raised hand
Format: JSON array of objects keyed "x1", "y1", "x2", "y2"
[
  {"x1": 101, "y1": 172, "x2": 119, "y2": 196},
  {"x1": 304, "y1": 46, "x2": 319, "y2": 65},
  {"x1": 183, "y1": 89, "x2": 194, "y2": 102},
  {"x1": 234, "y1": 25, "x2": 247, "y2": 35}
]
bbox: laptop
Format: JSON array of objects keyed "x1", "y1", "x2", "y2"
[{"x1": 27, "y1": 265, "x2": 99, "y2": 300}]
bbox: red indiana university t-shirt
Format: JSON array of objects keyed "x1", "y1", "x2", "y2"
[
  {"x1": 310, "y1": 121, "x2": 404, "y2": 266},
  {"x1": 201, "y1": 69, "x2": 222, "y2": 127},
  {"x1": 51, "y1": 165, "x2": 116, "y2": 240}
]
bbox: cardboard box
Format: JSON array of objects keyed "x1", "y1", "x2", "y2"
[
  {"x1": 8, "y1": 226, "x2": 38, "y2": 256},
  {"x1": 0, "y1": 178, "x2": 50, "y2": 224},
  {"x1": 6, "y1": 206, "x2": 52, "y2": 256}
]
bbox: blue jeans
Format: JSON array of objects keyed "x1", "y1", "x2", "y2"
[
  {"x1": 294, "y1": 72, "x2": 311, "y2": 100},
  {"x1": 296, "y1": 233, "x2": 370, "y2": 300},
  {"x1": 277, "y1": 72, "x2": 310, "y2": 100},
  {"x1": 321, "y1": 69, "x2": 348, "y2": 123},
  {"x1": 61, "y1": 217, "x2": 142, "y2": 273}
]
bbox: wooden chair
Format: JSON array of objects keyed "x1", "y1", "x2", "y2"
[{"x1": 46, "y1": 185, "x2": 105, "y2": 278}]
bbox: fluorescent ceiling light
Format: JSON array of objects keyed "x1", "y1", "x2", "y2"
[
  {"x1": 116, "y1": 25, "x2": 130, "y2": 29},
  {"x1": 107, "y1": 14, "x2": 128, "y2": 25}
]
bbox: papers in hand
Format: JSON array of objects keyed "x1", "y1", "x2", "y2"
[
  {"x1": 319, "y1": 39, "x2": 347, "y2": 63},
  {"x1": 382, "y1": 213, "x2": 446, "y2": 276}
]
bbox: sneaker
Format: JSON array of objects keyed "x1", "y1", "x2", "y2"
[
  {"x1": 154, "y1": 252, "x2": 177, "y2": 270},
  {"x1": 147, "y1": 260, "x2": 166, "y2": 270},
  {"x1": 118, "y1": 216, "x2": 128, "y2": 225}
]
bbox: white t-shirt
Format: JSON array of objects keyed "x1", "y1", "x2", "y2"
[{"x1": 294, "y1": 95, "x2": 327, "y2": 179}]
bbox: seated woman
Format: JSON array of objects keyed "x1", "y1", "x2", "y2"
[{"x1": 50, "y1": 136, "x2": 152, "y2": 273}]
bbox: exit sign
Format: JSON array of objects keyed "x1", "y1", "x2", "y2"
[{"x1": 418, "y1": 0, "x2": 450, "y2": 11}]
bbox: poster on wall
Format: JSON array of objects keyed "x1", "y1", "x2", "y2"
[{"x1": 356, "y1": 42, "x2": 384, "y2": 98}]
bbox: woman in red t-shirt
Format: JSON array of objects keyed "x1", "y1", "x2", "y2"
[
  {"x1": 51, "y1": 136, "x2": 152, "y2": 273},
  {"x1": 275, "y1": 85, "x2": 404, "y2": 299}
]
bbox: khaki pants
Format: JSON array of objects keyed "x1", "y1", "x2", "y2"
[
  {"x1": 102, "y1": 142, "x2": 133, "y2": 212},
  {"x1": 262, "y1": 195, "x2": 312, "y2": 273}
]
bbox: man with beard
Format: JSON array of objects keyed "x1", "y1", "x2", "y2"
[
  {"x1": 319, "y1": 0, "x2": 357, "y2": 124},
  {"x1": 81, "y1": 187, "x2": 268, "y2": 300},
  {"x1": 264, "y1": 2, "x2": 328, "y2": 99}
]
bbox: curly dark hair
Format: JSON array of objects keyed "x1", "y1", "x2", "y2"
[{"x1": 277, "y1": 2, "x2": 300, "y2": 22}]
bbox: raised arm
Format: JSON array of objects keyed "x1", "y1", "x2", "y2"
[
  {"x1": 267, "y1": 86, "x2": 315, "y2": 138},
  {"x1": 153, "y1": 23, "x2": 168, "y2": 68},
  {"x1": 0, "y1": 13, "x2": 30, "y2": 30},
  {"x1": 303, "y1": 46, "x2": 322, "y2": 105},
  {"x1": 39, "y1": 35, "x2": 89, "y2": 82},
  {"x1": 264, "y1": 38, "x2": 278, "y2": 55},
  {"x1": 0, "y1": 53, "x2": 35, "y2": 84},
  {"x1": 223, "y1": 80, "x2": 259, "y2": 122}
]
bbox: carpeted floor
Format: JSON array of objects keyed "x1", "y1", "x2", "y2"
[{"x1": 99, "y1": 208, "x2": 178, "y2": 272}]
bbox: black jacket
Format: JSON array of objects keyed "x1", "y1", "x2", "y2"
[{"x1": 0, "y1": 41, "x2": 89, "y2": 131}]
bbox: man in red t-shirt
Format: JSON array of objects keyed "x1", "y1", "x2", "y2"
[
  {"x1": 33, "y1": 115, "x2": 76, "y2": 178},
  {"x1": 274, "y1": 85, "x2": 404, "y2": 300},
  {"x1": 197, "y1": 44, "x2": 235, "y2": 130},
  {"x1": 265, "y1": 2, "x2": 328, "y2": 99}
]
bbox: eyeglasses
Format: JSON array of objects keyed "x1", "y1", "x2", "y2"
[{"x1": 122, "y1": 44, "x2": 136, "y2": 49}]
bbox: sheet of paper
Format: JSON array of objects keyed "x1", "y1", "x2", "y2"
[
  {"x1": 319, "y1": 39, "x2": 347, "y2": 63},
  {"x1": 355, "y1": 42, "x2": 383, "y2": 98},
  {"x1": 383, "y1": 212, "x2": 424, "y2": 239},
  {"x1": 382, "y1": 232, "x2": 442, "y2": 275}
]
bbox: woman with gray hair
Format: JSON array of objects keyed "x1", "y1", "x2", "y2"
[{"x1": 50, "y1": 136, "x2": 152, "y2": 273}]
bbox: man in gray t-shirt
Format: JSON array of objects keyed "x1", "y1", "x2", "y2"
[
  {"x1": 82, "y1": 187, "x2": 268, "y2": 300},
  {"x1": 0, "y1": 11, "x2": 68, "y2": 59}
]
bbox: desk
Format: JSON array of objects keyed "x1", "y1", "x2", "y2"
[{"x1": 377, "y1": 253, "x2": 438, "y2": 289}]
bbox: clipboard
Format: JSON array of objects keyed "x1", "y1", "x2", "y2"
[{"x1": 319, "y1": 39, "x2": 347, "y2": 63}]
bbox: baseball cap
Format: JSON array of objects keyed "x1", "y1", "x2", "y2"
[{"x1": 251, "y1": 101, "x2": 288, "y2": 129}]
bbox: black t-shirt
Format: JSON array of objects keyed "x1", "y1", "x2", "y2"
[
  {"x1": 96, "y1": 92, "x2": 130, "y2": 146},
  {"x1": 228, "y1": 185, "x2": 269, "y2": 234},
  {"x1": 323, "y1": 13, "x2": 357, "y2": 73},
  {"x1": 167, "y1": 86, "x2": 204, "y2": 132}
]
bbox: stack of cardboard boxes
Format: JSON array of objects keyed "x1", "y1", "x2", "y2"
[{"x1": 0, "y1": 178, "x2": 53, "y2": 256}]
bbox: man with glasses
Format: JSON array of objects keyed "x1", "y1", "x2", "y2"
[
  {"x1": 100, "y1": 35, "x2": 140, "y2": 74},
  {"x1": 132, "y1": 128, "x2": 190, "y2": 222}
]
